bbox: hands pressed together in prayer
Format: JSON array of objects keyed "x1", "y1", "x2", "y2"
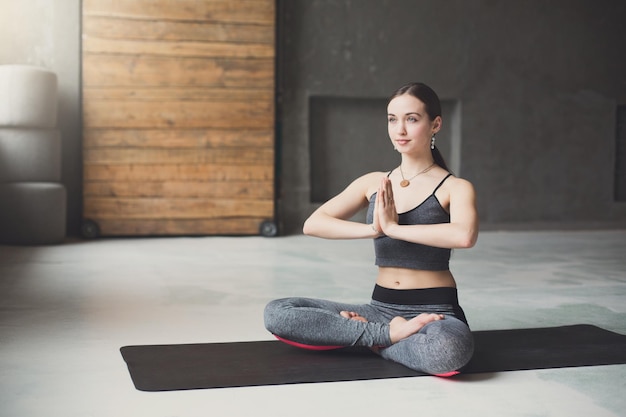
[{"x1": 372, "y1": 177, "x2": 399, "y2": 236}]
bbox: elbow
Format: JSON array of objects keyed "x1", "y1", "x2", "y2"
[
  {"x1": 458, "y1": 230, "x2": 478, "y2": 249},
  {"x1": 458, "y1": 237, "x2": 476, "y2": 249},
  {"x1": 302, "y1": 218, "x2": 315, "y2": 236},
  {"x1": 303, "y1": 210, "x2": 327, "y2": 237}
]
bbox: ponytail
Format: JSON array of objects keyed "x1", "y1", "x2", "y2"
[{"x1": 432, "y1": 146, "x2": 451, "y2": 173}]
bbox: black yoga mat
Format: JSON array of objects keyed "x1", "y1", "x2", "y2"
[{"x1": 120, "y1": 324, "x2": 626, "y2": 391}]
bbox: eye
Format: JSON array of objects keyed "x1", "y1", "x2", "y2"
[
  {"x1": 388, "y1": 117, "x2": 396, "y2": 123},
  {"x1": 407, "y1": 116, "x2": 418, "y2": 122}
]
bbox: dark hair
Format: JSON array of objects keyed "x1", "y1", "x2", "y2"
[{"x1": 388, "y1": 82, "x2": 449, "y2": 171}]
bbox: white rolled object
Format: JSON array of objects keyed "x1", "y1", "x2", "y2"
[
  {"x1": 0, "y1": 128, "x2": 61, "y2": 182},
  {"x1": 0, "y1": 65, "x2": 58, "y2": 128},
  {"x1": 0, "y1": 183, "x2": 66, "y2": 244}
]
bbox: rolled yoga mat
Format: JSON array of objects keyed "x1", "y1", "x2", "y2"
[{"x1": 120, "y1": 324, "x2": 626, "y2": 392}]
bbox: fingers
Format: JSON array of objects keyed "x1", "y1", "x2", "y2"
[
  {"x1": 382, "y1": 177, "x2": 394, "y2": 201},
  {"x1": 378, "y1": 177, "x2": 394, "y2": 207},
  {"x1": 375, "y1": 177, "x2": 398, "y2": 235}
]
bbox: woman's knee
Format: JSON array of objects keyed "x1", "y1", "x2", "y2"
[
  {"x1": 421, "y1": 320, "x2": 474, "y2": 374},
  {"x1": 263, "y1": 298, "x2": 289, "y2": 333},
  {"x1": 264, "y1": 297, "x2": 310, "y2": 332},
  {"x1": 385, "y1": 318, "x2": 474, "y2": 374}
]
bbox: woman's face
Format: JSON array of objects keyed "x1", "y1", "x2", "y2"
[{"x1": 387, "y1": 93, "x2": 441, "y2": 154}]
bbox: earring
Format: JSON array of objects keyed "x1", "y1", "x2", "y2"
[{"x1": 430, "y1": 136, "x2": 436, "y2": 150}]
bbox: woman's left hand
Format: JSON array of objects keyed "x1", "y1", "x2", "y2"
[{"x1": 375, "y1": 177, "x2": 399, "y2": 233}]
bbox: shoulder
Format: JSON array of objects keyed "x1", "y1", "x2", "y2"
[
  {"x1": 446, "y1": 175, "x2": 474, "y2": 190},
  {"x1": 443, "y1": 175, "x2": 476, "y2": 200},
  {"x1": 354, "y1": 171, "x2": 388, "y2": 198},
  {"x1": 348, "y1": 170, "x2": 388, "y2": 189}
]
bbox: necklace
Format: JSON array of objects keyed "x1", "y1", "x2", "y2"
[{"x1": 399, "y1": 162, "x2": 435, "y2": 187}]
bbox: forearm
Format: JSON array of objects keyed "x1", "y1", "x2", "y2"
[
  {"x1": 303, "y1": 214, "x2": 379, "y2": 240},
  {"x1": 383, "y1": 222, "x2": 477, "y2": 249}
]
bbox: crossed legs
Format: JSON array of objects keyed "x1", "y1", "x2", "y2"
[{"x1": 264, "y1": 297, "x2": 474, "y2": 374}]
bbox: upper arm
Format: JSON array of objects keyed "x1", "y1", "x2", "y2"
[{"x1": 448, "y1": 178, "x2": 479, "y2": 245}]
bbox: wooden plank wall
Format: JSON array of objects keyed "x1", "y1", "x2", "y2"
[{"x1": 81, "y1": 0, "x2": 275, "y2": 236}]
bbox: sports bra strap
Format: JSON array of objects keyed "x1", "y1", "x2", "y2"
[{"x1": 432, "y1": 173, "x2": 453, "y2": 194}]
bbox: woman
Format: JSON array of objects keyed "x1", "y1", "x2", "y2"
[{"x1": 264, "y1": 82, "x2": 478, "y2": 375}]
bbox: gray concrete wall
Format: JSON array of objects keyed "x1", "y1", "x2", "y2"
[
  {"x1": 277, "y1": 0, "x2": 626, "y2": 234},
  {"x1": 1, "y1": 1, "x2": 624, "y2": 237},
  {"x1": 0, "y1": 0, "x2": 82, "y2": 235}
]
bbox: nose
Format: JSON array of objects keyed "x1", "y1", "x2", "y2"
[{"x1": 395, "y1": 120, "x2": 407, "y2": 135}]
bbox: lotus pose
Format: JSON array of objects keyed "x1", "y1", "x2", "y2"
[{"x1": 264, "y1": 82, "x2": 478, "y2": 375}]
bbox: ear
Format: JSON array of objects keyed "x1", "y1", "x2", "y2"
[{"x1": 432, "y1": 116, "x2": 442, "y2": 135}]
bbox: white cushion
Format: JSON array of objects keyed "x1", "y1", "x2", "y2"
[{"x1": 0, "y1": 65, "x2": 58, "y2": 128}]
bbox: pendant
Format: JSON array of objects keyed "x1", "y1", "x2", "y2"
[{"x1": 400, "y1": 180, "x2": 410, "y2": 187}]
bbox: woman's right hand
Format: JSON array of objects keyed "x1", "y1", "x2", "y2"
[{"x1": 375, "y1": 177, "x2": 399, "y2": 235}]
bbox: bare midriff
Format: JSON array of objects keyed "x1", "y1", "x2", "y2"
[{"x1": 376, "y1": 267, "x2": 456, "y2": 289}]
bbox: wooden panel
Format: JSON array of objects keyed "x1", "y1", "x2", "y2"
[
  {"x1": 82, "y1": 0, "x2": 276, "y2": 236},
  {"x1": 83, "y1": 99, "x2": 273, "y2": 129},
  {"x1": 84, "y1": 198, "x2": 273, "y2": 219},
  {"x1": 95, "y1": 218, "x2": 268, "y2": 236},
  {"x1": 83, "y1": 37, "x2": 274, "y2": 59},
  {"x1": 83, "y1": 181, "x2": 273, "y2": 199},
  {"x1": 82, "y1": 57, "x2": 274, "y2": 88},
  {"x1": 83, "y1": 148, "x2": 273, "y2": 165},
  {"x1": 83, "y1": 129, "x2": 273, "y2": 149},
  {"x1": 83, "y1": 16, "x2": 274, "y2": 43},
  {"x1": 82, "y1": 0, "x2": 275, "y2": 24},
  {"x1": 83, "y1": 164, "x2": 273, "y2": 182}
]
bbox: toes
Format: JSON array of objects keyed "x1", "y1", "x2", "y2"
[
  {"x1": 340, "y1": 311, "x2": 368, "y2": 322},
  {"x1": 423, "y1": 313, "x2": 445, "y2": 321}
]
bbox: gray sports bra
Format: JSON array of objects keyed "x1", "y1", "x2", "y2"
[{"x1": 366, "y1": 173, "x2": 452, "y2": 271}]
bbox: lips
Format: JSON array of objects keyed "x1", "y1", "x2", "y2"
[{"x1": 395, "y1": 139, "x2": 411, "y2": 145}]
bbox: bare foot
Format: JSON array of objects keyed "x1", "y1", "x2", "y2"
[
  {"x1": 389, "y1": 313, "x2": 445, "y2": 344},
  {"x1": 340, "y1": 311, "x2": 368, "y2": 323}
]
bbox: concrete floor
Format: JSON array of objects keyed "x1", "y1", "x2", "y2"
[{"x1": 1, "y1": 229, "x2": 625, "y2": 417}]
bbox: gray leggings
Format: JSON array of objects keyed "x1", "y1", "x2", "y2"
[{"x1": 264, "y1": 286, "x2": 474, "y2": 375}]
